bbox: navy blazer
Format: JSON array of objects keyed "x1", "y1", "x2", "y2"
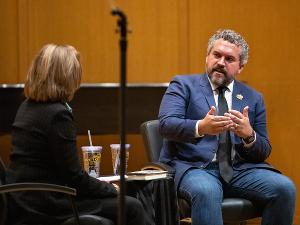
[{"x1": 158, "y1": 74, "x2": 276, "y2": 188}]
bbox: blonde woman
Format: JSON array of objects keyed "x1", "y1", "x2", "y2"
[{"x1": 6, "y1": 44, "x2": 145, "y2": 225}]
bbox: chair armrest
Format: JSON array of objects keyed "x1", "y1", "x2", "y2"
[
  {"x1": 0, "y1": 182, "x2": 76, "y2": 196},
  {"x1": 0, "y1": 182, "x2": 80, "y2": 224},
  {"x1": 141, "y1": 162, "x2": 175, "y2": 176}
]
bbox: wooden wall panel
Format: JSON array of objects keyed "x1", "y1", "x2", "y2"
[
  {"x1": 0, "y1": 0, "x2": 19, "y2": 83},
  {"x1": 16, "y1": 0, "x2": 119, "y2": 83},
  {"x1": 5, "y1": 0, "x2": 184, "y2": 84},
  {"x1": 117, "y1": 0, "x2": 185, "y2": 82}
]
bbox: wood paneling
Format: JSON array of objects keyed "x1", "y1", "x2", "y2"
[
  {"x1": 3, "y1": 0, "x2": 183, "y2": 83},
  {"x1": 108, "y1": 0, "x2": 185, "y2": 82},
  {"x1": 16, "y1": 0, "x2": 119, "y2": 83},
  {"x1": 0, "y1": 0, "x2": 19, "y2": 83}
]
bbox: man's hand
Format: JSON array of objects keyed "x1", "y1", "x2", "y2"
[
  {"x1": 198, "y1": 106, "x2": 233, "y2": 135},
  {"x1": 225, "y1": 106, "x2": 253, "y2": 139}
]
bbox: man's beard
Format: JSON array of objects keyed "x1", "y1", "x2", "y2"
[{"x1": 206, "y1": 65, "x2": 233, "y2": 87}]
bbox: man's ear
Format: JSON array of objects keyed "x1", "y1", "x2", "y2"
[{"x1": 238, "y1": 65, "x2": 244, "y2": 74}]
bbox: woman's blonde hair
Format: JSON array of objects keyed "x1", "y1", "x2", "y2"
[{"x1": 24, "y1": 44, "x2": 82, "y2": 102}]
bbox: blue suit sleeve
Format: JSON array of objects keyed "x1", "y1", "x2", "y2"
[
  {"x1": 236, "y1": 94, "x2": 272, "y2": 162},
  {"x1": 159, "y1": 76, "x2": 199, "y2": 143}
]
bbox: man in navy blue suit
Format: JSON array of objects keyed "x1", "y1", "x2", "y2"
[{"x1": 159, "y1": 29, "x2": 296, "y2": 225}]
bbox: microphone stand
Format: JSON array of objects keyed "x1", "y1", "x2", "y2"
[{"x1": 111, "y1": 7, "x2": 128, "y2": 225}]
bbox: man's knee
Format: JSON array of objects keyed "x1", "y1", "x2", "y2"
[
  {"x1": 273, "y1": 176, "x2": 296, "y2": 201},
  {"x1": 180, "y1": 181, "x2": 223, "y2": 203}
]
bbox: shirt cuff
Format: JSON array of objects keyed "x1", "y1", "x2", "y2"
[{"x1": 195, "y1": 120, "x2": 204, "y2": 138}]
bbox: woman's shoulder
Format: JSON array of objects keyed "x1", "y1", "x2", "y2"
[
  {"x1": 13, "y1": 100, "x2": 72, "y2": 133},
  {"x1": 25, "y1": 99, "x2": 67, "y2": 110},
  {"x1": 21, "y1": 100, "x2": 71, "y2": 120}
]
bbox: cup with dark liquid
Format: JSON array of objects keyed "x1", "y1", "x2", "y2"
[{"x1": 110, "y1": 144, "x2": 130, "y2": 175}]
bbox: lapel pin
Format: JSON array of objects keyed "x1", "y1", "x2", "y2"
[{"x1": 236, "y1": 94, "x2": 243, "y2": 100}]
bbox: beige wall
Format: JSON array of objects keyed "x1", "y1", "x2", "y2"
[{"x1": 1, "y1": 0, "x2": 300, "y2": 223}]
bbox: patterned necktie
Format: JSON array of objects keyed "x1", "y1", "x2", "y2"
[{"x1": 217, "y1": 86, "x2": 233, "y2": 183}]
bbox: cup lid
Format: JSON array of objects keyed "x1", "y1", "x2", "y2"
[
  {"x1": 110, "y1": 144, "x2": 130, "y2": 150},
  {"x1": 81, "y1": 146, "x2": 102, "y2": 152}
]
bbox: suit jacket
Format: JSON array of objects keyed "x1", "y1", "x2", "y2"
[
  {"x1": 158, "y1": 74, "x2": 276, "y2": 188},
  {"x1": 6, "y1": 99, "x2": 117, "y2": 224}
]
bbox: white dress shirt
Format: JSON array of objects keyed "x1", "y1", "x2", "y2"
[{"x1": 194, "y1": 78, "x2": 255, "y2": 161}]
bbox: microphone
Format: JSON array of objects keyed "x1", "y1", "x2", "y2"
[{"x1": 106, "y1": 0, "x2": 119, "y2": 14}]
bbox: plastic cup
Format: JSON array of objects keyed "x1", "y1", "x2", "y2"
[
  {"x1": 81, "y1": 146, "x2": 102, "y2": 178},
  {"x1": 110, "y1": 144, "x2": 130, "y2": 175}
]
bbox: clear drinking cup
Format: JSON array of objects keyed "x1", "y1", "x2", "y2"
[
  {"x1": 110, "y1": 144, "x2": 130, "y2": 175},
  {"x1": 81, "y1": 146, "x2": 102, "y2": 178}
]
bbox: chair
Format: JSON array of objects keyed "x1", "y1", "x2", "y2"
[
  {"x1": 140, "y1": 120, "x2": 261, "y2": 225},
  {"x1": 0, "y1": 157, "x2": 114, "y2": 225}
]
